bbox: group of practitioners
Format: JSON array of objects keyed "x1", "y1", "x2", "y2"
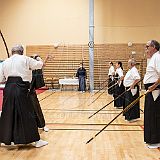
[
  {"x1": 107, "y1": 40, "x2": 160, "y2": 149},
  {"x1": 0, "y1": 39, "x2": 159, "y2": 149},
  {"x1": 108, "y1": 59, "x2": 140, "y2": 122}
]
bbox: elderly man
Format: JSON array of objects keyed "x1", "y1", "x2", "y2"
[
  {"x1": 0, "y1": 45, "x2": 48, "y2": 148},
  {"x1": 123, "y1": 58, "x2": 140, "y2": 122},
  {"x1": 143, "y1": 40, "x2": 160, "y2": 149}
]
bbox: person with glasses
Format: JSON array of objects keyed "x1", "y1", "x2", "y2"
[{"x1": 143, "y1": 40, "x2": 160, "y2": 149}]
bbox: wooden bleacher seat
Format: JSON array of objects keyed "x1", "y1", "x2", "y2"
[{"x1": 26, "y1": 44, "x2": 146, "y2": 90}]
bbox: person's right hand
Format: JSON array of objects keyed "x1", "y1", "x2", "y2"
[{"x1": 148, "y1": 84, "x2": 157, "y2": 92}]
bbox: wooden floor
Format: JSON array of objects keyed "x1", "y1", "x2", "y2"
[{"x1": 0, "y1": 89, "x2": 160, "y2": 160}]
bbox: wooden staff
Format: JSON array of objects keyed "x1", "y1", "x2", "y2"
[
  {"x1": 0, "y1": 30, "x2": 10, "y2": 58},
  {"x1": 91, "y1": 76, "x2": 119, "y2": 97},
  {"x1": 88, "y1": 86, "x2": 128, "y2": 117},
  {"x1": 88, "y1": 79, "x2": 143, "y2": 118},
  {"x1": 86, "y1": 90, "x2": 149, "y2": 144},
  {"x1": 88, "y1": 82, "x2": 118, "y2": 106},
  {"x1": 91, "y1": 78, "x2": 113, "y2": 97}
]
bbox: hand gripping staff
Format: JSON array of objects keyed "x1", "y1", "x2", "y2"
[
  {"x1": 88, "y1": 79, "x2": 142, "y2": 119},
  {"x1": 86, "y1": 90, "x2": 149, "y2": 144}
]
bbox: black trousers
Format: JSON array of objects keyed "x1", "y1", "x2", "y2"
[
  {"x1": 144, "y1": 83, "x2": 160, "y2": 143},
  {"x1": 30, "y1": 89, "x2": 45, "y2": 128},
  {"x1": 0, "y1": 77, "x2": 40, "y2": 145},
  {"x1": 124, "y1": 86, "x2": 140, "y2": 120}
]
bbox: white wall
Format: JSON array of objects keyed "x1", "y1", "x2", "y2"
[
  {"x1": 0, "y1": 0, "x2": 89, "y2": 58},
  {"x1": 1, "y1": 0, "x2": 160, "y2": 59}
]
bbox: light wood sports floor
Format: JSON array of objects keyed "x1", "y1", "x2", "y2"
[{"x1": 0, "y1": 89, "x2": 160, "y2": 160}]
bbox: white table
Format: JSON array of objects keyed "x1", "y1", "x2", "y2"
[{"x1": 59, "y1": 78, "x2": 79, "y2": 90}]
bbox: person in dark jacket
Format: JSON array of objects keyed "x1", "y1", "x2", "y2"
[{"x1": 76, "y1": 63, "x2": 87, "y2": 92}]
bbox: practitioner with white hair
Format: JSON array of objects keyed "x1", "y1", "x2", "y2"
[
  {"x1": 123, "y1": 58, "x2": 140, "y2": 122},
  {"x1": 0, "y1": 44, "x2": 48, "y2": 148},
  {"x1": 143, "y1": 40, "x2": 160, "y2": 149}
]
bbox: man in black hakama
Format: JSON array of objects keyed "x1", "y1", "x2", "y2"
[
  {"x1": 123, "y1": 58, "x2": 140, "y2": 122},
  {"x1": 0, "y1": 45, "x2": 48, "y2": 147},
  {"x1": 113, "y1": 61, "x2": 125, "y2": 108},
  {"x1": 0, "y1": 77, "x2": 40, "y2": 145},
  {"x1": 143, "y1": 40, "x2": 160, "y2": 149}
]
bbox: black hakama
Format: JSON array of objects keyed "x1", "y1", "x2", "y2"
[
  {"x1": 78, "y1": 76, "x2": 86, "y2": 91},
  {"x1": 113, "y1": 81, "x2": 125, "y2": 108},
  {"x1": 124, "y1": 85, "x2": 140, "y2": 120},
  {"x1": 108, "y1": 76, "x2": 115, "y2": 95},
  {"x1": 31, "y1": 69, "x2": 45, "y2": 90},
  {"x1": 30, "y1": 69, "x2": 45, "y2": 128},
  {"x1": 29, "y1": 90, "x2": 45, "y2": 128},
  {"x1": 76, "y1": 67, "x2": 87, "y2": 92},
  {"x1": 0, "y1": 77, "x2": 40, "y2": 145},
  {"x1": 144, "y1": 83, "x2": 160, "y2": 144}
]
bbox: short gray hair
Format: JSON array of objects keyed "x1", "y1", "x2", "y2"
[
  {"x1": 128, "y1": 58, "x2": 136, "y2": 65},
  {"x1": 11, "y1": 44, "x2": 24, "y2": 55},
  {"x1": 148, "y1": 40, "x2": 160, "y2": 51}
]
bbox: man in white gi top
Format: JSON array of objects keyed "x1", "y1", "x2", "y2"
[
  {"x1": 123, "y1": 58, "x2": 140, "y2": 122},
  {"x1": 143, "y1": 40, "x2": 160, "y2": 149},
  {"x1": 108, "y1": 61, "x2": 115, "y2": 95},
  {"x1": 0, "y1": 45, "x2": 48, "y2": 148}
]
